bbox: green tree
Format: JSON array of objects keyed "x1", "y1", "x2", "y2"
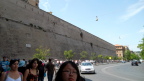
[
  {"x1": 140, "y1": 51, "x2": 144, "y2": 59},
  {"x1": 103, "y1": 56, "x2": 109, "y2": 60},
  {"x1": 33, "y1": 46, "x2": 50, "y2": 60},
  {"x1": 80, "y1": 51, "x2": 88, "y2": 60},
  {"x1": 98, "y1": 54, "x2": 103, "y2": 62},
  {"x1": 64, "y1": 50, "x2": 75, "y2": 61},
  {"x1": 137, "y1": 37, "x2": 144, "y2": 59},
  {"x1": 130, "y1": 53, "x2": 140, "y2": 60},
  {"x1": 118, "y1": 57, "x2": 122, "y2": 60},
  {"x1": 124, "y1": 50, "x2": 131, "y2": 61},
  {"x1": 98, "y1": 54, "x2": 103, "y2": 59},
  {"x1": 110, "y1": 56, "x2": 114, "y2": 60},
  {"x1": 90, "y1": 52, "x2": 97, "y2": 60},
  {"x1": 137, "y1": 37, "x2": 144, "y2": 50},
  {"x1": 113, "y1": 56, "x2": 119, "y2": 60},
  {"x1": 102, "y1": 56, "x2": 109, "y2": 63}
]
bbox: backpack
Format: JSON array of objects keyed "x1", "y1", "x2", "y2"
[{"x1": 5, "y1": 71, "x2": 23, "y2": 81}]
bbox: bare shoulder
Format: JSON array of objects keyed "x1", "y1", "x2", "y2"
[{"x1": 24, "y1": 69, "x2": 29, "y2": 77}]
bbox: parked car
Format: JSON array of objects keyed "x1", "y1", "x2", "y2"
[
  {"x1": 137, "y1": 60, "x2": 141, "y2": 64},
  {"x1": 131, "y1": 60, "x2": 138, "y2": 66},
  {"x1": 120, "y1": 60, "x2": 126, "y2": 63},
  {"x1": 79, "y1": 62, "x2": 95, "y2": 74}
]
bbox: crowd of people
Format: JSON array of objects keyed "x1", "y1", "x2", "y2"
[{"x1": 0, "y1": 56, "x2": 85, "y2": 81}]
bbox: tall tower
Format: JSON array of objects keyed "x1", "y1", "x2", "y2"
[{"x1": 27, "y1": 0, "x2": 39, "y2": 7}]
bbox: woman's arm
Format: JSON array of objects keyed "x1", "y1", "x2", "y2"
[
  {"x1": 21, "y1": 75, "x2": 23, "y2": 81},
  {"x1": 23, "y1": 69, "x2": 29, "y2": 81},
  {"x1": 1, "y1": 72, "x2": 6, "y2": 81}
]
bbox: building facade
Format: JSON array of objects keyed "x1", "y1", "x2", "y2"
[{"x1": 115, "y1": 44, "x2": 130, "y2": 59}]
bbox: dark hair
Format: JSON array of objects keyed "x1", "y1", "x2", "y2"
[
  {"x1": 55, "y1": 61, "x2": 80, "y2": 81},
  {"x1": 9, "y1": 59, "x2": 19, "y2": 67},
  {"x1": 49, "y1": 59, "x2": 52, "y2": 62},
  {"x1": 28, "y1": 58, "x2": 39, "y2": 69},
  {"x1": 39, "y1": 61, "x2": 43, "y2": 66}
]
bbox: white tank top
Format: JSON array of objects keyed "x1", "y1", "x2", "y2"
[{"x1": 5, "y1": 75, "x2": 21, "y2": 81}]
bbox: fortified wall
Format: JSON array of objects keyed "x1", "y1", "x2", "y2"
[{"x1": 0, "y1": 0, "x2": 116, "y2": 59}]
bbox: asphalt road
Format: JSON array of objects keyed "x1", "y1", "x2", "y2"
[
  {"x1": 44, "y1": 62, "x2": 144, "y2": 81},
  {"x1": 81, "y1": 62, "x2": 144, "y2": 81}
]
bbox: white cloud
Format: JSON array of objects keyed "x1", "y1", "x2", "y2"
[
  {"x1": 120, "y1": 0, "x2": 144, "y2": 21},
  {"x1": 40, "y1": 0, "x2": 51, "y2": 12}
]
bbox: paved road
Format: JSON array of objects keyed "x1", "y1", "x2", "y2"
[
  {"x1": 44, "y1": 62, "x2": 144, "y2": 81},
  {"x1": 81, "y1": 62, "x2": 144, "y2": 81}
]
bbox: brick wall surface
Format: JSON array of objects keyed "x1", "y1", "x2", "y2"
[{"x1": 0, "y1": 0, "x2": 116, "y2": 60}]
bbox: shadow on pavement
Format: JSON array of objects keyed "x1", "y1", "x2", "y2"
[{"x1": 81, "y1": 72, "x2": 97, "y2": 75}]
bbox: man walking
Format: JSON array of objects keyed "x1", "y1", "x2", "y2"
[
  {"x1": 18, "y1": 59, "x2": 26, "y2": 75},
  {"x1": 46, "y1": 58, "x2": 56, "y2": 81},
  {"x1": 0, "y1": 56, "x2": 9, "y2": 72}
]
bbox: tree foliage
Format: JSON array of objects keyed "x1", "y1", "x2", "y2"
[
  {"x1": 130, "y1": 53, "x2": 140, "y2": 60},
  {"x1": 89, "y1": 52, "x2": 97, "y2": 60},
  {"x1": 137, "y1": 38, "x2": 144, "y2": 50},
  {"x1": 118, "y1": 57, "x2": 123, "y2": 60},
  {"x1": 124, "y1": 50, "x2": 140, "y2": 60},
  {"x1": 80, "y1": 51, "x2": 88, "y2": 60},
  {"x1": 103, "y1": 56, "x2": 109, "y2": 60},
  {"x1": 124, "y1": 50, "x2": 131, "y2": 61},
  {"x1": 33, "y1": 46, "x2": 50, "y2": 60},
  {"x1": 140, "y1": 50, "x2": 144, "y2": 59},
  {"x1": 98, "y1": 54, "x2": 103, "y2": 59},
  {"x1": 137, "y1": 37, "x2": 144, "y2": 59},
  {"x1": 113, "y1": 56, "x2": 119, "y2": 60},
  {"x1": 64, "y1": 50, "x2": 75, "y2": 61},
  {"x1": 110, "y1": 56, "x2": 114, "y2": 60}
]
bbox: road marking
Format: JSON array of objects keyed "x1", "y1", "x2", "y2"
[{"x1": 101, "y1": 64, "x2": 136, "y2": 81}]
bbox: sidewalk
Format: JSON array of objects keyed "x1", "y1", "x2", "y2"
[
  {"x1": 44, "y1": 73, "x2": 56, "y2": 81},
  {"x1": 44, "y1": 67, "x2": 58, "y2": 81}
]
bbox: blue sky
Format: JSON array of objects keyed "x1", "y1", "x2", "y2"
[{"x1": 39, "y1": 0, "x2": 144, "y2": 51}]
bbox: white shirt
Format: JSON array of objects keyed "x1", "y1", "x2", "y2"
[{"x1": 5, "y1": 75, "x2": 21, "y2": 81}]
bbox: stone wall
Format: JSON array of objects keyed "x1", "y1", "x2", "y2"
[{"x1": 0, "y1": 0, "x2": 116, "y2": 60}]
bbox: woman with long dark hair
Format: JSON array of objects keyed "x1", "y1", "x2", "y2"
[
  {"x1": 55, "y1": 61, "x2": 81, "y2": 81},
  {"x1": 1, "y1": 59, "x2": 23, "y2": 81},
  {"x1": 23, "y1": 58, "x2": 39, "y2": 81}
]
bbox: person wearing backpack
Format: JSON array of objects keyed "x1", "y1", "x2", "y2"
[
  {"x1": 38, "y1": 61, "x2": 45, "y2": 81},
  {"x1": 0, "y1": 56, "x2": 9, "y2": 72},
  {"x1": 1, "y1": 59, "x2": 23, "y2": 81}
]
